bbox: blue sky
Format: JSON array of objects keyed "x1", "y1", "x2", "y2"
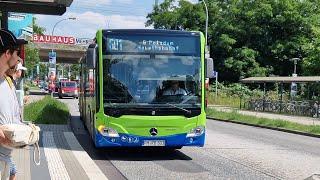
[
  {"x1": 35, "y1": 0, "x2": 159, "y2": 38},
  {"x1": 35, "y1": 0, "x2": 198, "y2": 38}
]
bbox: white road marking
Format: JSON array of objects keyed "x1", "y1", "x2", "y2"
[
  {"x1": 64, "y1": 132, "x2": 108, "y2": 180},
  {"x1": 43, "y1": 131, "x2": 70, "y2": 180}
]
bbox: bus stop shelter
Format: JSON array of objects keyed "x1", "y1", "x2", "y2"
[
  {"x1": 240, "y1": 76, "x2": 320, "y2": 117},
  {"x1": 0, "y1": 0, "x2": 73, "y2": 29},
  {"x1": 241, "y1": 76, "x2": 320, "y2": 101}
]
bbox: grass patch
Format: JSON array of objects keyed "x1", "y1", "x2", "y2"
[
  {"x1": 207, "y1": 93, "x2": 241, "y2": 108},
  {"x1": 24, "y1": 96, "x2": 69, "y2": 124},
  {"x1": 206, "y1": 108, "x2": 320, "y2": 135}
]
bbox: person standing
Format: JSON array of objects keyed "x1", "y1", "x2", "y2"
[
  {"x1": 6, "y1": 61, "x2": 28, "y2": 106},
  {"x1": 0, "y1": 29, "x2": 27, "y2": 180},
  {"x1": 163, "y1": 80, "x2": 187, "y2": 96},
  {"x1": 6, "y1": 61, "x2": 27, "y2": 88}
]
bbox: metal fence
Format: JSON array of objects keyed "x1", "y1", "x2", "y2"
[{"x1": 243, "y1": 99, "x2": 320, "y2": 117}]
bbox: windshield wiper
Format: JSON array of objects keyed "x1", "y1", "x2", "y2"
[{"x1": 166, "y1": 103, "x2": 191, "y2": 114}]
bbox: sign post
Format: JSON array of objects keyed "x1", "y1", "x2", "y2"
[
  {"x1": 48, "y1": 51, "x2": 56, "y2": 97},
  {"x1": 212, "y1": 71, "x2": 218, "y2": 97},
  {"x1": 291, "y1": 73, "x2": 298, "y2": 98}
]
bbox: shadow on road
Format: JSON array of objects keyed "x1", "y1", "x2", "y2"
[
  {"x1": 71, "y1": 115, "x2": 192, "y2": 162},
  {"x1": 98, "y1": 147, "x2": 192, "y2": 161}
]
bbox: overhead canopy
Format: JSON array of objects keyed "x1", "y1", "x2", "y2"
[
  {"x1": 0, "y1": 0, "x2": 73, "y2": 15},
  {"x1": 35, "y1": 43, "x2": 86, "y2": 64},
  {"x1": 240, "y1": 76, "x2": 320, "y2": 83}
]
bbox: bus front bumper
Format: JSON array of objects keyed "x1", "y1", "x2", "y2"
[{"x1": 94, "y1": 131, "x2": 205, "y2": 148}]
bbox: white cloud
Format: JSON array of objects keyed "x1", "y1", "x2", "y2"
[
  {"x1": 120, "y1": 0, "x2": 134, "y2": 4},
  {"x1": 75, "y1": 0, "x2": 133, "y2": 6},
  {"x1": 75, "y1": 0, "x2": 112, "y2": 6},
  {"x1": 35, "y1": 11, "x2": 151, "y2": 38}
]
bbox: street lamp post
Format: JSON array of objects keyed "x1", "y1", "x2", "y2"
[
  {"x1": 51, "y1": 17, "x2": 76, "y2": 52},
  {"x1": 291, "y1": 57, "x2": 300, "y2": 75},
  {"x1": 290, "y1": 57, "x2": 301, "y2": 100},
  {"x1": 50, "y1": 17, "x2": 76, "y2": 97},
  {"x1": 199, "y1": 0, "x2": 217, "y2": 96},
  {"x1": 199, "y1": 0, "x2": 209, "y2": 57}
]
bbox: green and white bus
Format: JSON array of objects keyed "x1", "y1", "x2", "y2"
[{"x1": 79, "y1": 29, "x2": 213, "y2": 148}]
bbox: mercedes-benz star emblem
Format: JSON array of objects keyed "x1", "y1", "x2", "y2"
[{"x1": 149, "y1": 128, "x2": 158, "y2": 136}]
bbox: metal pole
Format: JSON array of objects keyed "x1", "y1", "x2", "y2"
[
  {"x1": 62, "y1": 64, "x2": 64, "y2": 78},
  {"x1": 263, "y1": 82, "x2": 266, "y2": 111},
  {"x1": 215, "y1": 72, "x2": 218, "y2": 97},
  {"x1": 291, "y1": 57, "x2": 300, "y2": 75},
  {"x1": 240, "y1": 84, "x2": 242, "y2": 109},
  {"x1": 51, "y1": 19, "x2": 67, "y2": 97},
  {"x1": 49, "y1": 17, "x2": 75, "y2": 97},
  {"x1": 68, "y1": 64, "x2": 71, "y2": 80},
  {"x1": 200, "y1": 0, "x2": 208, "y2": 49},
  {"x1": 280, "y1": 83, "x2": 283, "y2": 113}
]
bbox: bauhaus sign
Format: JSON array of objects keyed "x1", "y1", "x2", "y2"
[
  {"x1": 33, "y1": 34, "x2": 93, "y2": 45},
  {"x1": 33, "y1": 34, "x2": 75, "y2": 44}
]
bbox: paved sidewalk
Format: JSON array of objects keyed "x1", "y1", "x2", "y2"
[
  {"x1": 12, "y1": 124, "x2": 108, "y2": 180},
  {"x1": 209, "y1": 105, "x2": 320, "y2": 126}
]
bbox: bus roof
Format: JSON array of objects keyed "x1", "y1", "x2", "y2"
[{"x1": 102, "y1": 29, "x2": 201, "y2": 36}]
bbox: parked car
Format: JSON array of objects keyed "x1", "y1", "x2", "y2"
[{"x1": 58, "y1": 81, "x2": 78, "y2": 99}]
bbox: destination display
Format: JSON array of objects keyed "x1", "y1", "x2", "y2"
[{"x1": 105, "y1": 35, "x2": 199, "y2": 55}]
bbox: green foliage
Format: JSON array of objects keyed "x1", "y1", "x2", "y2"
[
  {"x1": 39, "y1": 63, "x2": 47, "y2": 80},
  {"x1": 208, "y1": 83, "x2": 264, "y2": 107},
  {"x1": 33, "y1": 17, "x2": 46, "y2": 35},
  {"x1": 147, "y1": 0, "x2": 320, "y2": 82},
  {"x1": 210, "y1": 83, "x2": 262, "y2": 98},
  {"x1": 24, "y1": 96, "x2": 69, "y2": 124},
  {"x1": 24, "y1": 43, "x2": 40, "y2": 77},
  {"x1": 146, "y1": 0, "x2": 204, "y2": 30}
]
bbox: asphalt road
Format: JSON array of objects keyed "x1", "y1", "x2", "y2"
[{"x1": 60, "y1": 98, "x2": 320, "y2": 180}]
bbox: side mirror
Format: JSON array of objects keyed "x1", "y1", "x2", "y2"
[
  {"x1": 86, "y1": 44, "x2": 97, "y2": 69},
  {"x1": 206, "y1": 58, "x2": 214, "y2": 78}
]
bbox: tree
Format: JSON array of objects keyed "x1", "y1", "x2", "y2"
[
  {"x1": 146, "y1": 0, "x2": 320, "y2": 83},
  {"x1": 23, "y1": 17, "x2": 45, "y2": 79},
  {"x1": 24, "y1": 43, "x2": 40, "y2": 78},
  {"x1": 33, "y1": 17, "x2": 46, "y2": 35}
]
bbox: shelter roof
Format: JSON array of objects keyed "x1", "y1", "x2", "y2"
[
  {"x1": 0, "y1": 0, "x2": 73, "y2": 15},
  {"x1": 240, "y1": 76, "x2": 320, "y2": 83}
]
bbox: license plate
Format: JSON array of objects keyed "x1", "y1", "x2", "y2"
[{"x1": 142, "y1": 140, "x2": 165, "y2": 146}]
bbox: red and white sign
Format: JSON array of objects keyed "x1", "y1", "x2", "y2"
[{"x1": 33, "y1": 34, "x2": 75, "y2": 45}]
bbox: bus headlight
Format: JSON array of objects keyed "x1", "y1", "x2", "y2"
[
  {"x1": 186, "y1": 126, "x2": 205, "y2": 138},
  {"x1": 98, "y1": 125, "x2": 119, "y2": 137}
]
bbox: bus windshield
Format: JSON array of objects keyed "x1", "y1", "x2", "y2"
[{"x1": 103, "y1": 54, "x2": 201, "y2": 108}]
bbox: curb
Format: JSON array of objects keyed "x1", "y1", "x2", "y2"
[{"x1": 207, "y1": 116, "x2": 320, "y2": 138}]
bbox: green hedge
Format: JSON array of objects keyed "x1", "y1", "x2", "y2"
[{"x1": 24, "y1": 96, "x2": 69, "y2": 124}]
